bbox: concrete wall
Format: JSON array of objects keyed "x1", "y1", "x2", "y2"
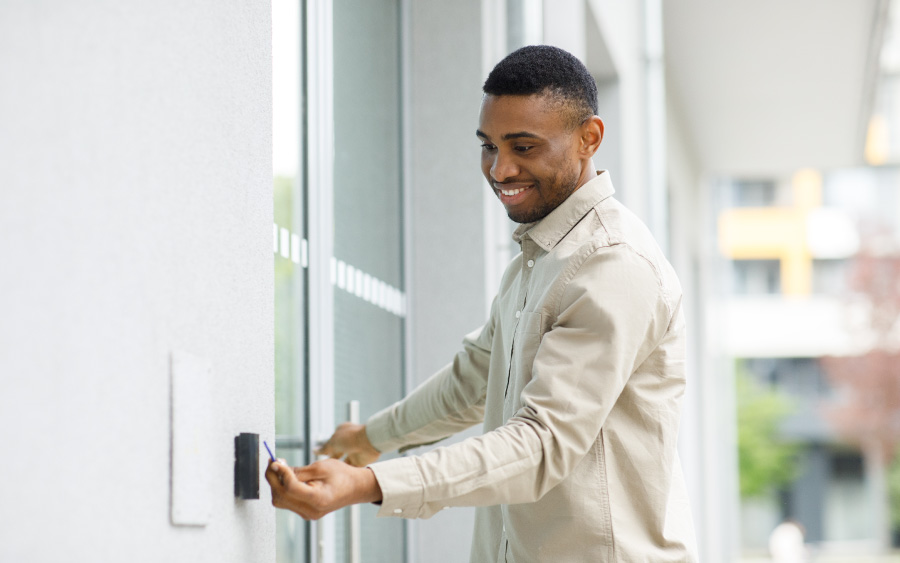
[{"x1": 0, "y1": 2, "x2": 274, "y2": 561}]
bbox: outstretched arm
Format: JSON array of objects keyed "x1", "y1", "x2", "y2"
[
  {"x1": 367, "y1": 245, "x2": 677, "y2": 518},
  {"x1": 365, "y1": 303, "x2": 498, "y2": 454}
]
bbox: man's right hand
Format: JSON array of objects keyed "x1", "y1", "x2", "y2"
[{"x1": 315, "y1": 422, "x2": 381, "y2": 467}]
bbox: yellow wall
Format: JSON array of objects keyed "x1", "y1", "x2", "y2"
[{"x1": 718, "y1": 169, "x2": 822, "y2": 296}]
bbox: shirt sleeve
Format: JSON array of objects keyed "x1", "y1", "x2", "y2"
[
  {"x1": 368, "y1": 244, "x2": 674, "y2": 519},
  {"x1": 364, "y1": 297, "x2": 497, "y2": 454}
]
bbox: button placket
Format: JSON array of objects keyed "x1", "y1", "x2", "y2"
[
  {"x1": 505, "y1": 241, "x2": 534, "y2": 407},
  {"x1": 518, "y1": 240, "x2": 536, "y2": 314}
]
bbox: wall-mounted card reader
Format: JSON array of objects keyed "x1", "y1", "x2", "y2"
[{"x1": 234, "y1": 432, "x2": 260, "y2": 499}]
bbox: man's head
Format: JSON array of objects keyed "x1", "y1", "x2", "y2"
[
  {"x1": 483, "y1": 45, "x2": 598, "y2": 129},
  {"x1": 477, "y1": 46, "x2": 604, "y2": 224}
]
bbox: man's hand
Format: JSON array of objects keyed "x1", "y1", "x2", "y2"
[
  {"x1": 265, "y1": 458, "x2": 383, "y2": 520},
  {"x1": 315, "y1": 423, "x2": 381, "y2": 467}
]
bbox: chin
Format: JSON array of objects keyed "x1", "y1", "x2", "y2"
[{"x1": 506, "y1": 208, "x2": 549, "y2": 224}]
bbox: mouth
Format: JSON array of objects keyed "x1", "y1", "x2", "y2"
[{"x1": 494, "y1": 183, "x2": 533, "y2": 206}]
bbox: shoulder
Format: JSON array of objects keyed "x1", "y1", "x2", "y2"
[{"x1": 556, "y1": 200, "x2": 681, "y2": 318}]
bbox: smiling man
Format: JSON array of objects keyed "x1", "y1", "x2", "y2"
[{"x1": 266, "y1": 45, "x2": 697, "y2": 562}]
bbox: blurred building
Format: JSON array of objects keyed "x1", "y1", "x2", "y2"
[
  {"x1": 0, "y1": 1, "x2": 893, "y2": 563},
  {"x1": 700, "y1": 0, "x2": 900, "y2": 558}
]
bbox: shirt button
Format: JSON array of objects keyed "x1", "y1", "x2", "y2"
[
  {"x1": 393, "y1": 508, "x2": 402, "y2": 514},
  {"x1": 527, "y1": 259, "x2": 534, "y2": 268},
  {"x1": 515, "y1": 311, "x2": 521, "y2": 319}
]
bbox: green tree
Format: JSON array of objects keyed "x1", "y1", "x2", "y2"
[
  {"x1": 820, "y1": 239, "x2": 900, "y2": 547},
  {"x1": 888, "y1": 451, "x2": 900, "y2": 532},
  {"x1": 736, "y1": 368, "x2": 801, "y2": 498}
]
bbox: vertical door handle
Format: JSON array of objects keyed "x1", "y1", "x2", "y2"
[{"x1": 348, "y1": 400, "x2": 361, "y2": 563}]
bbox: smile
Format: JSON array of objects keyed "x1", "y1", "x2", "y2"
[{"x1": 494, "y1": 183, "x2": 533, "y2": 206}]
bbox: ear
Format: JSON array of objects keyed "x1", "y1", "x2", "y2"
[{"x1": 578, "y1": 116, "x2": 604, "y2": 157}]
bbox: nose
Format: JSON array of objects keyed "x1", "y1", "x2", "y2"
[{"x1": 489, "y1": 150, "x2": 519, "y2": 184}]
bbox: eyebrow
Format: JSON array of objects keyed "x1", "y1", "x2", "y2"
[{"x1": 475, "y1": 130, "x2": 542, "y2": 141}]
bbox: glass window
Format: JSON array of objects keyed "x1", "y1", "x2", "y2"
[
  {"x1": 732, "y1": 259, "x2": 781, "y2": 295},
  {"x1": 731, "y1": 179, "x2": 777, "y2": 207},
  {"x1": 332, "y1": 0, "x2": 406, "y2": 560},
  {"x1": 273, "y1": 0, "x2": 308, "y2": 560}
]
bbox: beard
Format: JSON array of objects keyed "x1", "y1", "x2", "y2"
[{"x1": 503, "y1": 167, "x2": 582, "y2": 224}]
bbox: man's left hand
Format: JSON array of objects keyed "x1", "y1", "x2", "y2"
[{"x1": 265, "y1": 458, "x2": 383, "y2": 520}]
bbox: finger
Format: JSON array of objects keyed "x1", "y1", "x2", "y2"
[
  {"x1": 314, "y1": 441, "x2": 331, "y2": 457},
  {"x1": 265, "y1": 463, "x2": 285, "y2": 491},
  {"x1": 293, "y1": 462, "x2": 328, "y2": 482},
  {"x1": 277, "y1": 464, "x2": 303, "y2": 487}
]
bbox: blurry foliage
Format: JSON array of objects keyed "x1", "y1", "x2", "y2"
[
  {"x1": 274, "y1": 175, "x2": 302, "y2": 436},
  {"x1": 736, "y1": 368, "x2": 801, "y2": 498},
  {"x1": 821, "y1": 239, "x2": 900, "y2": 466},
  {"x1": 821, "y1": 351, "x2": 900, "y2": 464},
  {"x1": 889, "y1": 450, "x2": 900, "y2": 531},
  {"x1": 847, "y1": 238, "x2": 900, "y2": 344}
]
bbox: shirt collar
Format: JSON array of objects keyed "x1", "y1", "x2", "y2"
[{"x1": 512, "y1": 170, "x2": 615, "y2": 251}]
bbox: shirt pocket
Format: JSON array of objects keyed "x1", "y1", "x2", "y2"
[{"x1": 506, "y1": 312, "x2": 544, "y2": 414}]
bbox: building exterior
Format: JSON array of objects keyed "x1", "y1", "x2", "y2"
[
  {"x1": 0, "y1": 0, "x2": 887, "y2": 562},
  {"x1": 707, "y1": 0, "x2": 900, "y2": 556}
]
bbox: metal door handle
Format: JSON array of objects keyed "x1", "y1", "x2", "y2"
[{"x1": 348, "y1": 400, "x2": 361, "y2": 563}]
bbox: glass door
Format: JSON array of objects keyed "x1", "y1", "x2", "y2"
[
  {"x1": 274, "y1": 0, "x2": 407, "y2": 561},
  {"x1": 274, "y1": 0, "x2": 309, "y2": 560},
  {"x1": 331, "y1": 0, "x2": 406, "y2": 560}
]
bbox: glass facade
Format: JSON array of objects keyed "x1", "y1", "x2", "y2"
[
  {"x1": 273, "y1": 0, "x2": 309, "y2": 560},
  {"x1": 332, "y1": 0, "x2": 406, "y2": 561},
  {"x1": 273, "y1": 0, "x2": 405, "y2": 560}
]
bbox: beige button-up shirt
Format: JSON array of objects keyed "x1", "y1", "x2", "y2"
[{"x1": 367, "y1": 172, "x2": 697, "y2": 562}]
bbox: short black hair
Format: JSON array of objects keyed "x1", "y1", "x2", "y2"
[{"x1": 482, "y1": 45, "x2": 598, "y2": 128}]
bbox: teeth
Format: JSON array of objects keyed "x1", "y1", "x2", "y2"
[{"x1": 501, "y1": 187, "x2": 525, "y2": 196}]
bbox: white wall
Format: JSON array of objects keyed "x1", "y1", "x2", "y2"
[
  {"x1": 585, "y1": 0, "x2": 649, "y2": 221},
  {"x1": 0, "y1": 2, "x2": 274, "y2": 561},
  {"x1": 667, "y1": 88, "x2": 739, "y2": 562}
]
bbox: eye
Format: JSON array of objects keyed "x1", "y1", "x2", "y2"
[
  {"x1": 514, "y1": 145, "x2": 533, "y2": 153},
  {"x1": 480, "y1": 143, "x2": 497, "y2": 151}
]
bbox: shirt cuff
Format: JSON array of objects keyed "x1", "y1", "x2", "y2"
[{"x1": 367, "y1": 456, "x2": 425, "y2": 518}]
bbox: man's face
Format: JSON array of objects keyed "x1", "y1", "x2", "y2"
[{"x1": 477, "y1": 94, "x2": 586, "y2": 224}]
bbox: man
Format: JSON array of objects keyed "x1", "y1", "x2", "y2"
[{"x1": 266, "y1": 45, "x2": 697, "y2": 562}]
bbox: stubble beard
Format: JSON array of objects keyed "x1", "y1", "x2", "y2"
[{"x1": 505, "y1": 169, "x2": 581, "y2": 224}]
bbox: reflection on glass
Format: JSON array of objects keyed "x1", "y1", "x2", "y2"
[
  {"x1": 332, "y1": 0, "x2": 405, "y2": 561},
  {"x1": 273, "y1": 0, "x2": 307, "y2": 561}
]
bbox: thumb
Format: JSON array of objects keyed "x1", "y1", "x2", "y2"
[
  {"x1": 265, "y1": 460, "x2": 287, "y2": 489},
  {"x1": 276, "y1": 462, "x2": 302, "y2": 487},
  {"x1": 293, "y1": 461, "x2": 331, "y2": 482}
]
